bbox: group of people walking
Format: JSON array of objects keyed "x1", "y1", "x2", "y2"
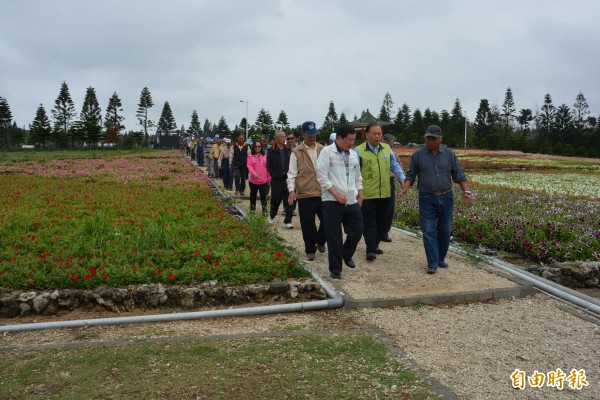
[{"x1": 199, "y1": 121, "x2": 471, "y2": 279}]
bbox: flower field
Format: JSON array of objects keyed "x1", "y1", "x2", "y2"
[
  {"x1": 396, "y1": 154, "x2": 600, "y2": 264},
  {"x1": 0, "y1": 151, "x2": 308, "y2": 290}
]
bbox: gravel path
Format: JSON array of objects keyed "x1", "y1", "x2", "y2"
[{"x1": 221, "y1": 174, "x2": 600, "y2": 399}]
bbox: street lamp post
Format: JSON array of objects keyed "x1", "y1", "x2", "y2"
[
  {"x1": 464, "y1": 111, "x2": 468, "y2": 149},
  {"x1": 239, "y1": 99, "x2": 249, "y2": 138}
]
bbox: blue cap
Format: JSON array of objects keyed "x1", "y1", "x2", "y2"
[{"x1": 301, "y1": 121, "x2": 319, "y2": 135}]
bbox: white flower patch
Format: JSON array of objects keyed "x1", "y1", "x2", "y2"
[{"x1": 470, "y1": 172, "x2": 600, "y2": 198}]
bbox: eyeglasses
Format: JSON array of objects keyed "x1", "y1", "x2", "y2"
[
  {"x1": 286, "y1": 137, "x2": 295, "y2": 140},
  {"x1": 254, "y1": 145, "x2": 262, "y2": 148}
]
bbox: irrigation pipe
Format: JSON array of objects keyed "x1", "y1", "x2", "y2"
[{"x1": 395, "y1": 227, "x2": 600, "y2": 316}]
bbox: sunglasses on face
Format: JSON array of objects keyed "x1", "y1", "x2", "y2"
[{"x1": 286, "y1": 137, "x2": 295, "y2": 140}]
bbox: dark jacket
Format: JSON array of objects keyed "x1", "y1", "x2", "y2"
[
  {"x1": 266, "y1": 145, "x2": 291, "y2": 180},
  {"x1": 232, "y1": 143, "x2": 249, "y2": 168}
]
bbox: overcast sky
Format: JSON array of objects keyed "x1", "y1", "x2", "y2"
[{"x1": 1, "y1": 0, "x2": 599, "y2": 134}]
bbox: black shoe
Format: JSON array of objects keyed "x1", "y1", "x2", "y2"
[
  {"x1": 382, "y1": 235, "x2": 392, "y2": 243},
  {"x1": 330, "y1": 272, "x2": 341, "y2": 280},
  {"x1": 366, "y1": 253, "x2": 377, "y2": 261},
  {"x1": 317, "y1": 245, "x2": 326, "y2": 253},
  {"x1": 374, "y1": 248, "x2": 384, "y2": 255},
  {"x1": 344, "y1": 259, "x2": 356, "y2": 269},
  {"x1": 427, "y1": 267, "x2": 437, "y2": 274}
]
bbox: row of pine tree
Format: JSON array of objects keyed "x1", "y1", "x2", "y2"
[{"x1": 1, "y1": 84, "x2": 598, "y2": 157}]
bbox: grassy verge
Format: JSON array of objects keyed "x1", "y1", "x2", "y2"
[{"x1": 0, "y1": 333, "x2": 439, "y2": 399}]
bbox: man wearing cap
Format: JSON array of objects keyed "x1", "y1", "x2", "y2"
[
  {"x1": 218, "y1": 138, "x2": 234, "y2": 191},
  {"x1": 355, "y1": 123, "x2": 405, "y2": 262},
  {"x1": 400, "y1": 125, "x2": 471, "y2": 274},
  {"x1": 287, "y1": 121, "x2": 327, "y2": 261},
  {"x1": 328, "y1": 132, "x2": 336, "y2": 145},
  {"x1": 209, "y1": 137, "x2": 222, "y2": 178},
  {"x1": 316, "y1": 124, "x2": 363, "y2": 279}
]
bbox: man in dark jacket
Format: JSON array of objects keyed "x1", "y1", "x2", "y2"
[
  {"x1": 232, "y1": 134, "x2": 249, "y2": 196},
  {"x1": 267, "y1": 131, "x2": 293, "y2": 228}
]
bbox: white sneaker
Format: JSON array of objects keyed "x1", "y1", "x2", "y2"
[
  {"x1": 283, "y1": 223, "x2": 293, "y2": 229},
  {"x1": 268, "y1": 216, "x2": 274, "y2": 224}
]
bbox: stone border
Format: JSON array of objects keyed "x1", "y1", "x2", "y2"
[{"x1": 0, "y1": 279, "x2": 326, "y2": 318}]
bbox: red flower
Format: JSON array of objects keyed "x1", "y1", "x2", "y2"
[
  {"x1": 205, "y1": 254, "x2": 211, "y2": 259},
  {"x1": 289, "y1": 260, "x2": 295, "y2": 266},
  {"x1": 72, "y1": 275, "x2": 79, "y2": 281},
  {"x1": 89, "y1": 267, "x2": 97, "y2": 275},
  {"x1": 193, "y1": 252, "x2": 199, "y2": 257},
  {"x1": 169, "y1": 273, "x2": 175, "y2": 281},
  {"x1": 85, "y1": 274, "x2": 91, "y2": 279},
  {"x1": 103, "y1": 273, "x2": 109, "y2": 279},
  {"x1": 275, "y1": 251, "x2": 283, "y2": 258},
  {"x1": 215, "y1": 262, "x2": 220, "y2": 267}
]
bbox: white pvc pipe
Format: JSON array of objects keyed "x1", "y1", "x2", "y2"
[{"x1": 0, "y1": 271, "x2": 343, "y2": 333}]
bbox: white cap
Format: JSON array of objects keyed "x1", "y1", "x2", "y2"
[{"x1": 329, "y1": 133, "x2": 337, "y2": 141}]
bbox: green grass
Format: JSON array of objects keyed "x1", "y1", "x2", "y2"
[{"x1": 0, "y1": 334, "x2": 440, "y2": 399}]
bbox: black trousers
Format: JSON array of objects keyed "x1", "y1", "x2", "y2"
[
  {"x1": 322, "y1": 201, "x2": 363, "y2": 274},
  {"x1": 297, "y1": 196, "x2": 326, "y2": 255},
  {"x1": 382, "y1": 178, "x2": 396, "y2": 235},
  {"x1": 361, "y1": 197, "x2": 391, "y2": 253},
  {"x1": 249, "y1": 182, "x2": 268, "y2": 213},
  {"x1": 269, "y1": 179, "x2": 292, "y2": 224},
  {"x1": 233, "y1": 165, "x2": 248, "y2": 193}
]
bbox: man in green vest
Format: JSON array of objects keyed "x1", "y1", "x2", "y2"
[{"x1": 355, "y1": 123, "x2": 405, "y2": 261}]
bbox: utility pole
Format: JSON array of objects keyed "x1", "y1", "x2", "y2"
[{"x1": 239, "y1": 99, "x2": 249, "y2": 138}]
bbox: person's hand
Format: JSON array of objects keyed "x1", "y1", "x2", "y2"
[
  {"x1": 288, "y1": 191, "x2": 296, "y2": 205},
  {"x1": 463, "y1": 191, "x2": 472, "y2": 207},
  {"x1": 399, "y1": 187, "x2": 410, "y2": 196}
]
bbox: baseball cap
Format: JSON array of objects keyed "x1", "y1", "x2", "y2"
[
  {"x1": 424, "y1": 125, "x2": 442, "y2": 137},
  {"x1": 329, "y1": 133, "x2": 337, "y2": 141},
  {"x1": 301, "y1": 121, "x2": 319, "y2": 135}
]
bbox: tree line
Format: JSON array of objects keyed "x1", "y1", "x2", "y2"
[{"x1": 1, "y1": 83, "x2": 598, "y2": 157}]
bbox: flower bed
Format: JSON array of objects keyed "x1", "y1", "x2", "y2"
[
  {"x1": 396, "y1": 185, "x2": 600, "y2": 263},
  {"x1": 0, "y1": 151, "x2": 309, "y2": 290}
]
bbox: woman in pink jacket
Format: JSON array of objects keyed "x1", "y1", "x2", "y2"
[{"x1": 247, "y1": 141, "x2": 271, "y2": 214}]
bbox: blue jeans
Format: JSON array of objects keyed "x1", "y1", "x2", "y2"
[{"x1": 419, "y1": 191, "x2": 454, "y2": 269}]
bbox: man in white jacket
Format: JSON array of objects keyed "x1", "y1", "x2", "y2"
[{"x1": 316, "y1": 124, "x2": 363, "y2": 280}]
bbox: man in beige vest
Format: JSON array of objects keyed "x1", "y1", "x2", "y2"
[{"x1": 287, "y1": 121, "x2": 326, "y2": 261}]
